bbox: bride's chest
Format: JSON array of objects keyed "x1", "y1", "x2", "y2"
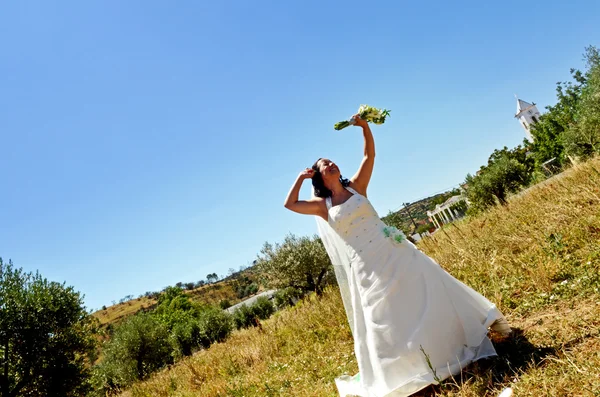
[{"x1": 329, "y1": 195, "x2": 377, "y2": 232}]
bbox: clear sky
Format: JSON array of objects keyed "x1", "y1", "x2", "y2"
[{"x1": 1, "y1": 1, "x2": 599, "y2": 311}]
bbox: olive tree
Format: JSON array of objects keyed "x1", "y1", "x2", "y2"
[
  {"x1": 0, "y1": 258, "x2": 96, "y2": 397},
  {"x1": 92, "y1": 313, "x2": 172, "y2": 394},
  {"x1": 257, "y1": 234, "x2": 334, "y2": 295}
]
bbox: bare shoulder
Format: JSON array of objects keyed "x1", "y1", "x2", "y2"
[
  {"x1": 308, "y1": 196, "x2": 327, "y2": 206},
  {"x1": 285, "y1": 196, "x2": 328, "y2": 220},
  {"x1": 349, "y1": 181, "x2": 367, "y2": 197},
  {"x1": 310, "y1": 197, "x2": 329, "y2": 220}
]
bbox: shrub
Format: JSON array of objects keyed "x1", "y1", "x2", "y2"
[
  {"x1": 158, "y1": 286, "x2": 186, "y2": 305},
  {"x1": 237, "y1": 286, "x2": 247, "y2": 299},
  {"x1": 245, "y1": 283, "x2": 259, "y2": 296},
  {"x1": 170, "y1": 314, "x2": 202, "y2": 359},
  {"x1": 232, "y1": 298, "x2": 274, "y2": 329},
  {"x1": 92, "y1": 314, "x2": 172, "y2": 394},
  {"x1": 197, "y1": 307, "x2": 233, "y2": 347},
  {"x1": 232, "y1": 304, "x2": 255, "y2": 329},
  {"x1": 273, "y1": 287, "x2": 303, "y2": 309},
  {"x1": 219, "y1": 299, "x2": 232, "y2": 309},
  {"x1": 251, "y1": 296, "x2": 274, "y2": 320},
  {"x1": 415, "y1": 222, "x2": 434, "y2": 235}
]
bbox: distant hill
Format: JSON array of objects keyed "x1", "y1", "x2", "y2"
[
  {"x1": 92, "y1": 264, "x2": 262, "y2": 328},
  {"x1": 382, "y1": 189, "x2": 461, "y2": 234}
]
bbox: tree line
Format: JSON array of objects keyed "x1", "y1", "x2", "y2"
[{"x1": 464, "y1": 46, "x2": 600, "y2": 214}]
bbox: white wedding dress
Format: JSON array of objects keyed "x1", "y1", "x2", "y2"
[{"x1": 319, "y1": 187, "x2": 510, "y2": 397}]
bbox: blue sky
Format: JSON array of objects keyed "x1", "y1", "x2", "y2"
[{"x1": 1, "y1": 1, "x2": 599, "y2": 311}]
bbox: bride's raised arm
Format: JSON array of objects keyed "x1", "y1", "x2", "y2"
[
  {"x1": 350, "y1": 115, "x2": 375, "y2": 196},
  {"x1": 284, "y1": 168, "x2": 327, "y2": 220}
]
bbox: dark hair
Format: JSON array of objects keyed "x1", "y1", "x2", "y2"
[{"x1": 311, "y1": 158, "x2": 350, "y2": 198}]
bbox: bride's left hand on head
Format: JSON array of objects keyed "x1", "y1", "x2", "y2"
[{"x1": 352, "y1": 114, "x2": 368, "y2": 128}]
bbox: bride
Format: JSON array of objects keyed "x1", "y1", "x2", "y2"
[{"x1": 283, "y1": 114, "x2": 511, "y2": 397}]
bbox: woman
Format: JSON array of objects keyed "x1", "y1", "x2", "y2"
[{"x1": 284, "y1": 115, "x2": 510, "y2": 397}]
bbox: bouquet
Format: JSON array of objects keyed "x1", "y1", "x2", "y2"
[{"x1": 334, "y1": 104, "x2": 391, "y2": 131}]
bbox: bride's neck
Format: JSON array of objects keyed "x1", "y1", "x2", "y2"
[{"x1": 329, "y1": 181, "x2": 346, "y2": 197}]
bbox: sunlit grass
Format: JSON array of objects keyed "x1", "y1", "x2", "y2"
[
  {"x1": 93, "y1": 297, "x2": 157, "y2": 326},
  {"x1": 93, "y1": 280, "x2": 261, "y2": 328}
]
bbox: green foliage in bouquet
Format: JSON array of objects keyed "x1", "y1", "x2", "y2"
[{"x1": 334, "y1": 104, "x2": 391, "y2": 130}]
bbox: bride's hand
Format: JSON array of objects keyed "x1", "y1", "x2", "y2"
[
  {"x1": 352, "y1": 113, "x2": 369, "y2": 128},
  {"x1": 299, "y1": 168, "x2": 315, "y2": 180}
]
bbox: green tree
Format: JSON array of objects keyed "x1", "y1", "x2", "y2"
[
  {"x1": 380, "y1": 210, "x2": 410, "y2": 235},
  {"x1": 0, "y1": 258, "x2": 96, "y2": 397},
  {"x1": 154, "y1": 288, "x2": 198, "y2": 330},
  {"x1": 93, "y1": 313, "x2": 172, "y2": 394},
  {"x1": 429, "y1": 189, "x2": 461, "y2": 207},
  {"x1": 184, "y1": 282, "x2": 195, "y2": 291},
  {"x1": 231, "y1": 298, "x2": 274, "y2": 329},
  {"x1": 206, "y1": 273, "x2": 218, "y2": 284},
  {"x1": 257, "y1": 234, "x2": 334, "y2": 295},
  {"x1": 219, "y1": 299, "x2": 232, "y2": 310},
  {"x1": 562, "y1": 46, "x2": 600, "y2": 159},
  {"x1": 159, "y1": 285, "x2": 185, "y2": 304},
  {"x1": 196, "y1": 307, "x2": 233, "y2": 348},
  {"x1": 248, "y1": 297, "x2": 274, "y2": 320},
  {"x1": 486, "y1": 145, "x2": 535, "y2": 174},
  {"x1": 273, "y1": 287, "x2": 303, "y2": 309},
  {"x1": 530, "y1": 45, "x2": 600, "y2": 164},
  {"x1": 465, "y1": 149, "x2": 532, "y2": 214},
  {"x1": 232, "y1": 304, "x2": 255, "y2": 329},
  {"x1": 169, "y1": 313, "x2": 201, "y2": 359},
  {"x1": 415, "y1": 222, "x2": 434, "y2": 235},
  {"x1": 529, "y1": 73, "x2": 584, "y2": 165},
  {"x1": 231, "y1": 274, "x2": 255, "y2": 299}
]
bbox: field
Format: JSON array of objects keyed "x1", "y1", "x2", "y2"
[{"x1": 120, "y1": 157, "x2": 600, "y2": 396}]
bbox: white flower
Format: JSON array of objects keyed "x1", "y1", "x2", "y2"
[{"x1": 334, "y1": 104, "x2": 390, "y2": 130}]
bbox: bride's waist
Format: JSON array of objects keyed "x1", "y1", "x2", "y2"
[{"x1": 338, "y1": 225, "x2": 393, "y2": 247}]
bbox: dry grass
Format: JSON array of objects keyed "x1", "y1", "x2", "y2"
[
  {"x1": 120, "y1": 158, "x2": 600, "y2": 397},
  {"x1": 185, "y1": 281, "x2": 246, "y2": 306},
  {"x1": 93, "y1": 297, "x2": 157, "y2": 326},
  {"x1": 93, "y1": 280, "x2": 255, "y2": 328},
  {"x1": 122, "y1": 289, "x2": 355, "y2": 397}
]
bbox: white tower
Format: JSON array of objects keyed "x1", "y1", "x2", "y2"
[{"x1": 514, "y1": 96, "x2": 541, "y2": 142}]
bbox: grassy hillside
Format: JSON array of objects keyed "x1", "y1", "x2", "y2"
[
  {"x1": 94, "y1": 296, "x2": 157, "y2": 326},
  {"x1": 120, "y1": 158, "x2": 600, "y2": 396},
  {"x1": 93, "y1": 271, "x2": 261, "y2": 328}
]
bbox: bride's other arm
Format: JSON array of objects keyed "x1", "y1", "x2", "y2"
[
  {"x1": 284, "y1": 169, "x2": 327, "y2": 219},
  {"x1": 350, "y1": 115, "x2": 375, "y2": 196}
]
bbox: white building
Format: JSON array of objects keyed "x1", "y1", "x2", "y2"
[
  {"x1": 514, "y1": 96, "x2": 541, "y2": 142},
  {"x1": 427, "y1": 195, "x2": 468, "y2": 229}
]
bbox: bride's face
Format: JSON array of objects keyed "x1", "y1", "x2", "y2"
[{"x1": 318, "y1": 158, "x2": 341, "y2": 182}]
